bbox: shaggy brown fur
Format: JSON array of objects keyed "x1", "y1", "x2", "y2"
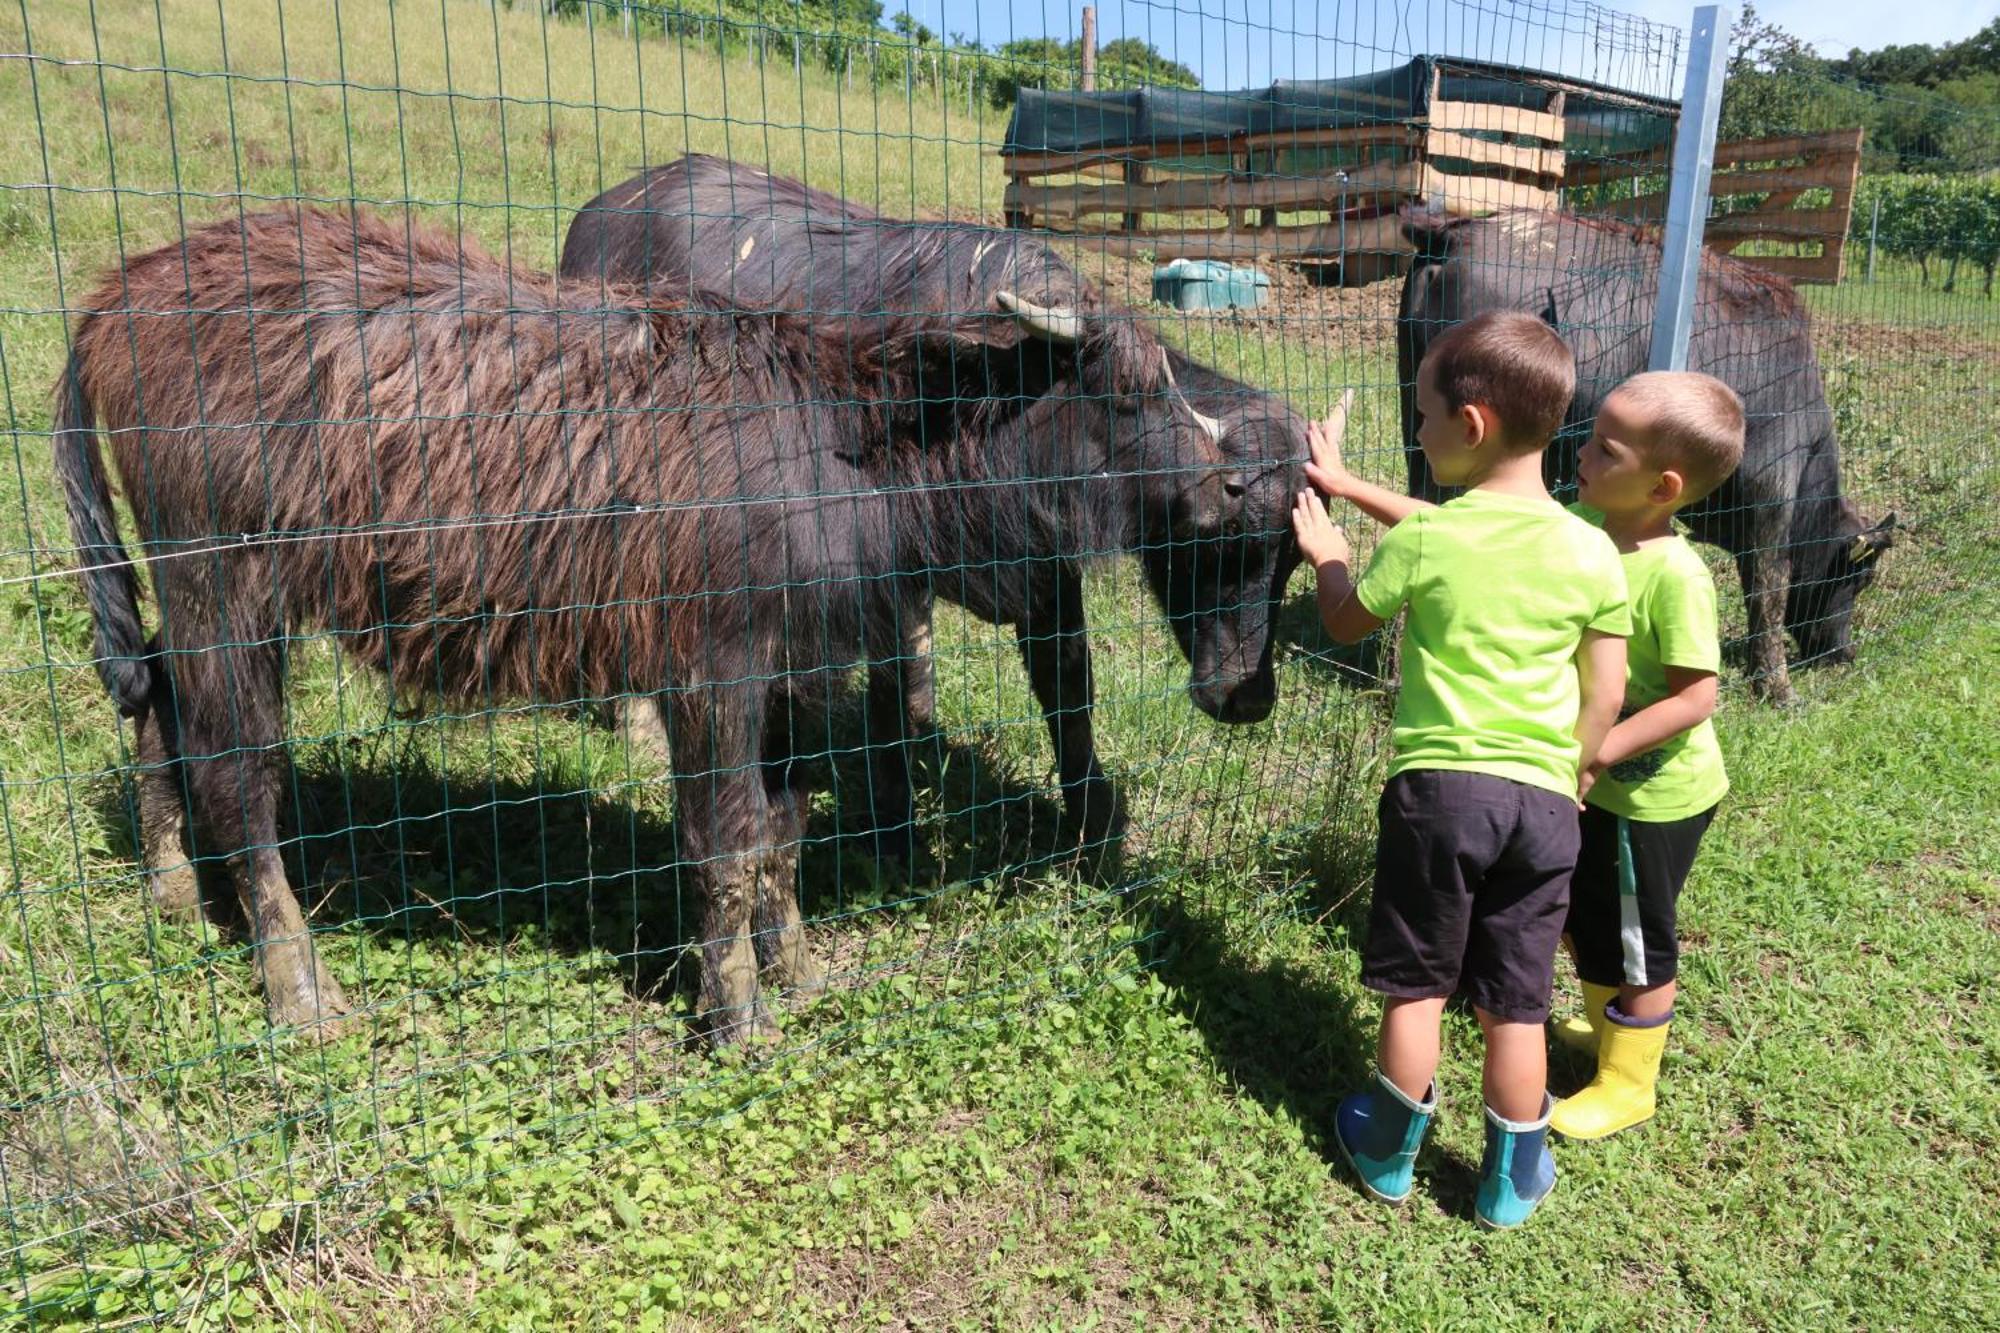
[
  {"x1": 560, "y1": 156, "x2": 1303, "y2": 854},
  {"x1": 55, "y1": 206, "x2": 1237, "y2": 1042}
]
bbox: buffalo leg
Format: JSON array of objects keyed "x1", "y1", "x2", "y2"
[
  {"x1": 615, "y1": 694, "x2": 671, "y2": 764},
  {"x1": 754, "y1": 699, "x2": 825, "y2": 997},
  {"x1": 1016, "y1": 567, "x2": 1121, "y2": 847},
  {"x1": 133, "y1": 650, "x2": 199, "y2": 921},
  {"x1": 669, "y1": 681, "x2": 780, "y2": 1047},
  {"x1": 900, "y1": 584, "x2": 937, "y2": 733},
  {"x1": 1739, "y1": 546, "x2": 1796, "y2": 705},
  {"x1": 862, "y1": 579, "x2": 931, "y2": 862},
  {"x1": 164, "y1": 585, "x2": 349, "y2": 1029}
]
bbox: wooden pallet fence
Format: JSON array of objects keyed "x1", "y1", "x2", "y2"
[
  {"x1": 1000, "y1": 78, "x2": 1568, "y2": 266},
  {"x1": 1570, "y1": 127, "x2": 1865, "y2": 283}
]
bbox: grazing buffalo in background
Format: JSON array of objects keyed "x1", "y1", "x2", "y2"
[
  {"x1": 55, "y1": 206, "x2": 1237, "y2": 1043},
  {"x1": 560, "y1": 154, "x2": 1309, "y2": 847},
  {"x1": 1399, "y1": 210, "x2": 1895, "y2": 703}
]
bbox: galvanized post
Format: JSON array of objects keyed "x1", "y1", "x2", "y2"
[
  {"x1": 1866, "y1": 192, "x2": 1881, "y2": 283},
  {"x1": 1648, "y1": 5, "x2": 1730, "y2": 372}
]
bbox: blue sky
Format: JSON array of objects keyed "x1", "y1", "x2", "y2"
[{"x1": 909, "y1": 0, "x2": 1997, "y2": 94}]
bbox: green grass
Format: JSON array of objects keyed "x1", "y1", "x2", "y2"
[
  {"x1": 0, "y1": 1, "x2": 1997, "y2": 1327},
  {"x1": 8, "y1": 598, "x2": 1995, "y2": 1329}
]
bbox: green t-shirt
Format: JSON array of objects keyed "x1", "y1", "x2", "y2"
[
  {"x1": 1568, "y1": 504, "x2": 1730, "y2": 822},
  {"x1": 1354, "y1": 490, "x2": 1631, "y2": 798}
]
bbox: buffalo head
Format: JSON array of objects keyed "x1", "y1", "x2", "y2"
[{"x1": 1790, "y1": 503, "x2": 1896, "y2": 664}]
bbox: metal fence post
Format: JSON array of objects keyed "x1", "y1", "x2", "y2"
[
  {"x1": 1867, "y1": 192, "x2": 1881, "y2": 283},
  {"x1": 1648, "y1": 4, "x2": 1731, "y2": 372}
]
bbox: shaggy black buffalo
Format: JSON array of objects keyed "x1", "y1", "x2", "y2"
[
  {"x1": 55, "y1": 206, "x2": 1238, "y2": 1043},
  {"x1": 1399, "y1": 209, "x2": 1894, "y2": 702},
  {"x1": 560, "y1": 154, "x2": 1307, "y2": 845}
]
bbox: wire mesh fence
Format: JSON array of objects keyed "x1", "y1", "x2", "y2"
[{"x1": 0, "y1": 0, "x2": 1993, "y2": 1323}]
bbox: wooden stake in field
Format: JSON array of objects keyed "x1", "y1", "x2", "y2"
[{"x1": 1080, "y1": 7, "x2": 1097, "y2": 92}]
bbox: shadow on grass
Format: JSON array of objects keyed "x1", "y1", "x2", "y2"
[
  {"x1": 1271, "y1": 584, "x2": 1396, "y2": 692},
  {"x1": 89, "y1": 692, "x2": 1103, "y2": 1020},
  {"x1": 1121, "y1": 773, "x2": 1382, "y2": 1167},
  {"x1": 1118, "y1": 759, "x2": 1531, "y2": 1222}
]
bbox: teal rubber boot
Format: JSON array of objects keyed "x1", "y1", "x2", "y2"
[
  {"x1": 1475, "y1": 1094, "x2": 1557, "y2": 1229},
  {"x1": 1334, "y1": 1072, "x2": 1437, "y2": 1204}
]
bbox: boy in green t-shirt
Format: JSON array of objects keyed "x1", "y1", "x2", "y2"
[
  {"x1": 1292, "y1": 311, "x2": 1630, "y2": 1229},
  {"x1": 1547, "y1": 371, "x2": 1745, "y2": 1141}
]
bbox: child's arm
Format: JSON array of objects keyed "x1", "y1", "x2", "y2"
[
  {"x1": 1593, "y1": 666, "x2": 1718, "y2": 771},
  {"x1": 1291, "y1": 491, "x2": 1386, "y2": 645},
  {"x1": 1573, "y1": 629, "x2": 1628, "y2": 805},
  {"x1": 1304, "y1": 390, "x2": 1435, "y2": 529}
]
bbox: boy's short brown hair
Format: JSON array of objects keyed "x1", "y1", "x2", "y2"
[
  {"x1": 1422, "y1": 310, "x2": 1576, "y2": 453},
  {"x1": 1611, "y1": 371, "x2": 1746, "y2": 505}
]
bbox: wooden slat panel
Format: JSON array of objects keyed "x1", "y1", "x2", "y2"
[
  {"x1": 1578, "y1": 190, "x2": 1669, "y2": 220},
  {"x1": 1428, "y1": 99, "x2": 1566, "y2": 144},
  {"x1": 1706, "y1": 207, "x2": 1852, "y2": 241},
  {"x1": 1825, "y1": 128, "x2": 1865, "y2": 283},
  {"x1": 1429, "y1": 172, "x2": 1558, "y2": 213},
  {"x1": 1730, "y1": 251, "x2": 1845, "y2": 284},
  {"x1": 1750, "y1": 187, "x2": 1809, "y2": 215},
  {"x1": 1064, "y1": 212, "x2": 1409, "y2": 262},
  {"x1": 1576, "y1": 168, "x2": 1857, "y2": 219},
  {"x1": 1003, "y1": 123, "x2": 1418, "y2": 178},
  {"x1": 1562, "y1": 148, "x2": 1670, "y2": 186},
  {"x1": 1708, "y1": 127, "x2": 1864, "y2": 169},
  {"x1": 1008, "y1": 161, "x2": 1551, "y2": 225},
  {"x1": 1424, "y1": 129, "x2": 1565, "y2": 179},
  {"x1": 1005, "y1": 164, "x2": 1427, "y2": 221},
  {"x1": 1709, "y1": 162, "x2": 1864, "y2": 195},
  {"x1": 1122, "y1": 160, "x2": 1146, "y2": 233},
  {"x1": 1564, "y1": 129, "x2": 1862, "y2": 189},
  {"x1": 1242, "y1": 124, "x2": 1422, "y2": 155}
]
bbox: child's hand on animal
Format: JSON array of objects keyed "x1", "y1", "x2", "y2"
[
  {"x1": 1303, "y1": 389, "x2": 1355, "y2": 499},
  {"x1": 1292, "y1": 490, "x2": 1351, "y2": 569}
]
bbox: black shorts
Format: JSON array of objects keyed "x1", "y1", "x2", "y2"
[
  {"x1": 1361, "y1": 770, "x2": 1582, "y2": 1025},
  {"x1": 1565, "y1": 803, "x2": 1717, "y2": 990}
]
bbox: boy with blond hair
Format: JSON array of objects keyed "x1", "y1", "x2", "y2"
[
  {"x1": 1292, "y1": 310, "x2": 1629, "y2": 1228},
  {"x1": 1547, "y1": 370, "x2": 1745, "y2": 1140}
]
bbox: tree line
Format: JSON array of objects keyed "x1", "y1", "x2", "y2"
[
  {"x1": 1723, "y1": 5, "x2": 1997, "y2": 172},
  {"x1": 538, "y1": 0, "x2": 1195, "y2": 111}
]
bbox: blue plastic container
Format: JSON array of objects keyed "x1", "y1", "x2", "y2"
[{"x1": 1151, "y1": 259, "x2": 1271, "y2": 311}]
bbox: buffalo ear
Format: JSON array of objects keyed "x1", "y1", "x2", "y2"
[
  {"x1": 1849, "y1": 510, "x2": 1897, "y2": 564},
  {"x1": 1400, "y1": 204, "x2": 1471, "y2": 259},
  {"x1": 884, "y1": 329, "x2": 1028, "y2": 406},
  {"x1": 877, "y1": 329, "x2": 1043, "y2": 450}
]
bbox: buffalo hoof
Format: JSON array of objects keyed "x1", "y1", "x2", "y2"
[
  {"x1": 707, "y1": 1001, "x2": 782, "y2": 1051},
  {"x1": 1751, "y1": 676, "x2": 1799, "y2": 708},
  {"x1": 768, "y1": 945, "x2": 829, "y2": 1000},
  {"x1": 262, "y1": 947, "x2": 355, "y2": 1039},
  {"x1": 1063, "y1": 779, "x2": 1128, "y2": 851},
  {"x1": 149, "y1": 864, "x2": 202, "y2": 922},
  {"x1": 871, "y1": 819, "x2": 917, "y2": 867}
]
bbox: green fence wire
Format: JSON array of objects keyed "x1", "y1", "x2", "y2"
[{"x1": 0, "y1": 0, "x2": 1993, "y2": 1324}]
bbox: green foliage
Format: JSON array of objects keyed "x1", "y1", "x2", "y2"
[
  {"x1": 540, "y1": 1, "x2": 1197, "y2": 112},
  {"x1": 1722, "y1": 6, "x2": 1999, "y2": 171},
  {"x1": 1830, "y1": 17, "x2": 2000, "y2": 92},
  {"x1": 1719, "y1": 2, "x2": 1844, "y2": 142},
  {"x1": 984, "y1": 32, "x2": 1198, "y2": 111},
  {"x1": 1853, "y1": 173, "x2": 2000, "y2": 293},
  {"x1": 3, "y1": 2, "x2": 1999, "y2": 1327}
]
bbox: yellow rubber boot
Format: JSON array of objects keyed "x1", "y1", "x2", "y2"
[
  {"x1": 1551, "y1": 1012, "x2": 1669, "y2": 1141},
  {"x1": 1553, "y1": 981, "x2": 1619, "y2": 1057}
]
